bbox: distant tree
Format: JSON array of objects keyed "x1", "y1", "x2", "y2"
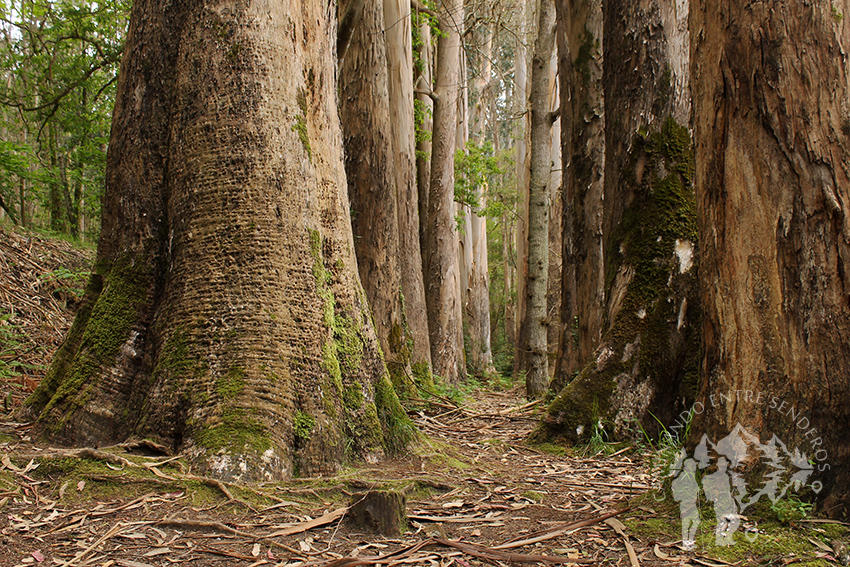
[{"x1": 25, "y1": 0, "x2": 412, "y2": 481}]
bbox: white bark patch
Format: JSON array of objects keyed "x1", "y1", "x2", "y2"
[
  {"x1": 677, "y1": 298, "x2": 688, "y2": 330},
  {"x1": 636, "y1": 308, "x2": 646, "y2": 319},
  {"x1": 674, "y1": 238, "x2": 694, "y2": 273}
]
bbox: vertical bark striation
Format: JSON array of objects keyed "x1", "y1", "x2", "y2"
[
  {"x1": 424, "y1": 0, "x2": 466, "y2": 383},
  {"x1": 27, "y1": 0, "x2": 412, "y2": 482},
  {"x1": 340, "y1": 0, "x2": 415, "y2": 396},
  {"x1": 691, "y1": 0, "x2": 850, "y2": 512},
  {"x1": 551, "y1": 0, "x2": 606, "y2": 391},
  {"x1": 384, "y1": 0, "x2": 433, "y2": 377}
]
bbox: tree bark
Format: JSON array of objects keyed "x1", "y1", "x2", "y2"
[
  {"x1": 424, "y1": 0, "x2": 466, "y2": 383},
  {"x1": 25, "y1": 0, "x2": 412, "y2": 482},
  {"x1": 550, "y1": 0, "x2": 605, "y2": 393},
  {"x1": 691, "y1": 0, "x2": 850, "y2": 513},
  {"x1": 538, "y1": 0, "x2": 699, "y2": 442},
  {"x1": 524, "y1": 0, "x2": 557, "y2": 399},
  {"x1": 340, "y1": 0, "x2": 416, "y2": 397},
  {"x1": 384, "y1": 0, "x2": 433, "y2": 380},
  {"x1": 414, "y1": 14, "x2": 434, "y2": 261}
]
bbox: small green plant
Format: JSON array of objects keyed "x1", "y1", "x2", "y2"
[
  {"x1": 39, "y1": 266, "x2": 90, "y2": 299},
  {"x1": 832, "y1": 4, "x2": 843, "y2": 23},
  {"x1": 0, "y1": 312, "x2": 27, "y2": 383},
  {"x1": 769, "y1": 495, "x2": 813, "y2": 524}
]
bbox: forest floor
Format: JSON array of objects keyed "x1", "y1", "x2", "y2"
[{"x1": 1, "y1": 224, "x2": 847, "y2": 567}]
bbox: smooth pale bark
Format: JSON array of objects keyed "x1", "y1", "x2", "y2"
[
  {"x1": 513, "y1": 0, "x2": 532, "y2": 376},
  {"x1": 691, "y1": 0, "x2": 850, "y2": 513},
  {"x1": 340, "y1": 0, "x2": 415, "y2": 395},
  {"x1": 550, "y1": 0, "x2": 605, "y2": 393},
  {"x1": 465, "y1": 26, "x2": 495, "y2": 376},
  {"x1": 424, "y1": 0, "x2": 465, "y2": 383},
  {"x1": 524, "y1": 0, "x2": 557, "y2": 399},
  {"x1": 414, "y1": 16, "x2": 434, "y2": 259},
  {"x1": 26, "y1": 0, "x2": 411, "y2": 481},
  {"x1": 384, "y1": 0, "x2": 432, "y2": 377}
]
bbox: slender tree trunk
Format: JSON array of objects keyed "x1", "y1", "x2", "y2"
[
  {"x1": 546, "y1": 48, "x2": 562, "y2": 372},
  {"x1": 340, "y1": 0, "x2": 415, "y2": 396},
  {"x1": 384, "y1": 0, "x2": 433, "y2": 380},
  {"x1": 415, "y1": 15, "x2": 434, "y2": 260},
  {"x1": 466, "y1": 27, "x2": 496, "y2": 376},
  {"x1": 524, "y1": 0, "x2": 557, "y2": 399},
  {"x1": 424, "y1": 0, "x2": 466, "y2": 383},
  {"x1": 25, "y1": 0, "x2": 412, "y2": 481},
  {"x1": 691, "y1": 0, "x2": 850, "y2": 513},
  {"x1": 513, "y1": 0, "x2": 532, "y2": 377}
]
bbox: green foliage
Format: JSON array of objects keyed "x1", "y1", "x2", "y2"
[
  {"x1": 769, "y1": 495, "x2": 813, "y2": 525},
  {"x1": 0, "y1": 0, "x2": 130, "y2": 240},
  {"x1": 38, "y1": 266, "x2": 90, "y2": 298}
]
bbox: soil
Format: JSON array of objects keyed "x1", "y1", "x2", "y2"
[{"x1": 0, "y1": 225, "x2": 843, "y2": 567}]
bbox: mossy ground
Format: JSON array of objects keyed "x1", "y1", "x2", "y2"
[{"x1": 624, "y1": 489, "x2": 846, "y2": 566}]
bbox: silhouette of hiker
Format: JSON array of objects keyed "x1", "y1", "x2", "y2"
[
  {"x1": 671, "y1": 457, "x2": 700, "y2": 550},
  {"x1": 702, "y1": 457, "x2": 740, "y2": 545}
]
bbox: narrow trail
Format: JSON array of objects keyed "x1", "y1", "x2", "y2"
[{"x1": 1, "y1": 387, "x2": 688, "y2": 567}]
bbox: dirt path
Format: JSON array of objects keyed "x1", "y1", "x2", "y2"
[{"x1": 0, "y1": 387, "x2": 681, "y2": 567}]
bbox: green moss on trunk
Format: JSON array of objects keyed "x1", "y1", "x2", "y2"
[{"x1": 534, "y1": 117, "x2": 700, "y2": 445}]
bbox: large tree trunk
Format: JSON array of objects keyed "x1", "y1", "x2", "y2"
[
  {"x1": 384, "y1": 0, "x2": 433, "y2": 381},
  {"x1": 691, "y1": 0, "x2": 850, "y2": 513},
  {"x1": 550, "y1": 0, "x2": 605, "y2": 393},
  {"x1": 424, "y1": 0, "x2": 466, "y2": 383},
  {"x1": 524, "y1": 0, "x2": 557, "y2": 399},
  {"x1": 25, "y1": 0, "x2": 412, "y2": 482},
  {"x1": 537, "y1": 0, "x2": 699, "y2": 442},
  {"x1": 340, "y1": 0, "x2": 416, "y2": 397}
]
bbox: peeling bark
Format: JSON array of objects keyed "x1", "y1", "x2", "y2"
[{"x1": 691, "y1": 0, "x2": 850, "y2": 513}]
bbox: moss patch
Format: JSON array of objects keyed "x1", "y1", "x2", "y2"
[
  {"x1": 294, "y1": 410, "x2": 316, "y2": 440},
  {"x1": 193, "y1": 407, "x2": 272, "y2": 455},
  {"x1": 537, "y1": 117, "x2": 700, "y2": 445},
  {"x1": 31, "y1": 254, "x2": 151, "y2": 430},
  {"x1": 375, "y1": 375, "x2": 416, "y2": 455}
]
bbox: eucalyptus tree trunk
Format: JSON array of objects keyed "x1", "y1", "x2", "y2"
[
  {"x1": 424, "y1": 0, "x2": 466, "y2": 383},
  {"x1": 513, "y1": 0, "x2": 533, "y2": 378},
  {"x1": 550, "y1": 0, "x2": 605, "y2": 394},
  {"x1": 466, "y1": 26, "x2": 495, "y2": 376},
  {"x1": 539, "y1": 0, "x2": 699, "y2": 443},
  {"x1": 414, "y1": 14, "x2": 434, "y2": 258},
  {"x1": 25, "y1": 0, "x2": 412, "y2": 481},
  {"x1": 384, "y1": 0, "x2": 433, "y2": 381},
  {"x1": 691, "y1": 0, "x2": 850, "y2": 513},
  {"x1": 546, "y1": 48, "x2": 562, "y2": 372},
  {"x1": 524, "y1": 0, "x2": 557, "y2": 399},
  {"x1": 340, "y1": 0, "x2": 416, "y2": 397}
]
